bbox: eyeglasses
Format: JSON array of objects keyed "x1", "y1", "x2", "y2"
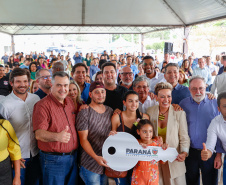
[
  {"x1": 136, "y1": 85, "x2": 149, "y2": 89},
  {"x1": 190, "y1": 87, "x2": 205, "y2": 92},
  {"x1": 121, "y1": 72, "x2": 133, "y2": 76},
  {"x1": 39, "y1": 75, "x2": 52, "y2": 80}
]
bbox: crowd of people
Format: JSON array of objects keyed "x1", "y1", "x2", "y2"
[{"x1": 0, "y1": 49, "x2": 226, "y2": 185}]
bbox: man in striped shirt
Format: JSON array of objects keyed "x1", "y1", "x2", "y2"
[{"x1": 76, "y1": 81, "x2": 113, "y2": 185}]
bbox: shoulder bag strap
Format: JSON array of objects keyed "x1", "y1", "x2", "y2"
[{"x1": 120, "y1": 112, "x2": 125, "y2": 132}]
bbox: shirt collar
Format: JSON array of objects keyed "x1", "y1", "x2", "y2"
[
  {"x1": 174, "y1": 83, "x2": 181, "y2": 90},
  {"x1": 139, "y1": 95, "x2": 151, "y2": 105},
  {"x1": 154, "y1": 71, "x2": 159, "y2": 79},
  {"x1": 11, "y1": 91, "x2": 29, "y2": 102},
  {"x1": 190, "y1": 94, "x2": 207, "y2": 104},
  {"x1": 49, "y1": 93, "x2": 68, "y2": 107}
]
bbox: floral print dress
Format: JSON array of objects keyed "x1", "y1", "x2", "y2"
[{"x1": 131, "y1": 139, "x2": 161, "y2": 185}]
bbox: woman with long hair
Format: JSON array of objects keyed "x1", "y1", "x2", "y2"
[
  {"x1": 178, "y1": 69, "x2": 189, "y2": 87},
  {"x1": 7, "y1": 56, "x2": 14, "y2": 71},
  {"x1": 110, "y1": 90, "x2": 149, "y2": 185},
  {"x1": 29, "y1": 62, "x2": 38, "y2": 81},
  {"x1": 181, "y1": 59, "x2": 193, "y2": 77},
  {"x1": 67, "y1": 80, "x2": 84, "y2": 115}
]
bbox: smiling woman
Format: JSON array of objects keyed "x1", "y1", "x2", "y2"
[{"x1": 146, "y1": 82, "x2": 190, "y2": 185}]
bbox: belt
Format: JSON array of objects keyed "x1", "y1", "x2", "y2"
[{"x1": 41, "y1": 150, "x2": 76, "y2": 156}]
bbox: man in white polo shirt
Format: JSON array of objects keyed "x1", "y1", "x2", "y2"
[
  {"x1": 201, "y1": 92, "x2": 226, "y2": 184},
  {"x1": 141, "y1": 56, "x2": 166, "y2": 93}
]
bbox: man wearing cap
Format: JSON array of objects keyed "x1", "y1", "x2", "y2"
[
  {"x1": 76, "y1": 81, "x2": 113, "y2": 184},
  {"x1": 33, "y1": 72, "x2": 78, "y2": 185}
]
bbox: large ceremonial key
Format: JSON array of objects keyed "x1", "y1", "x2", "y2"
[{"x1": 102, "y1": 132, "x2": 178, "y2": 171}]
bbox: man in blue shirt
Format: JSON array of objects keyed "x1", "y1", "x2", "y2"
[
  {"x1": 1, "y1": 53, "x2": 9, "y2": 64},
  {"x1": 164, "y1": 63, "x2": 191, "y2": 104},
  {"x1": 71, "y1": 63, "x2": 90, "y2": 103},
  {"x1": 179, "y1": 76, "x2": 220, "y2": 185},
  {"x1": 126, "y1": 56, "x2": 138, "y2": 79},
  {"x1": 35, "y1": 69, "x2": 52, "y2": 99},
  {"x1": 89, "y1": 58, "x2": 100, "y2": 81},
  {"x1": 20, "y1": 58, "x2": 31, "y2": 69},
  {"x1": 193, "y1": 58, "x2": 212, "y2": 91},
  {"x1": 218, "y1": 55, "x2": 226, "y2": 75},
  {"x1": 73, "y1": 52, "x2": 82, "y2": 64}
]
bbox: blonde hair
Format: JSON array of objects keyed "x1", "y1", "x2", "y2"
[
  {"x1": 30, "y1": 80, "x2": 37, "y2": 93},
  {"x1": 154, "y1": 82, "x2": 173, "y2": 95},
  {"x1": 69, "y1": 80, "x2": 83, "y2": 104}
]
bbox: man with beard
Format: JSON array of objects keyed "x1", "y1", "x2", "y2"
[
  {"x1": 179, "y1": 76, "x2": 220, "y2": 185},
  {"x1": 76, "y1": 81, "x2": 113, "y2": 185},
  {"x1": 119, "y1": 66, "x2": 134, "y2": 90},
  {"x1": 141, "y1": 56, "x2": 165, "y2": 92},
  {"x1": 0, "y1": 68, "x2": 41, "y2": 185},
  {"x1": 35, "y1": 69, "x2": 52, "y2": 99}
]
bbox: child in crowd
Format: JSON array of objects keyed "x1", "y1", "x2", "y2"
[{"x1": 131, "y1": 119, "x2": 167, "y2": 185}]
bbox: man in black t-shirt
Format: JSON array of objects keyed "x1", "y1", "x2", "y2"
[
  {"x1": 0, "y1": 65, "x2": 12, "y2": 96},
  {"x1": 101, "y1": 62, "x2": 128, "y2": 111}
]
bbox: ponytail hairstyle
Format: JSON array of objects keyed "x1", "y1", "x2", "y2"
[
  {"x1": 131, "y1": 119, "x2": 155, "y2": 139},
  {"x1": 123, "y1": 90, "x2": 142, "y2": 119}
]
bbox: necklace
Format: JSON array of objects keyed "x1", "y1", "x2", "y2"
[{"x1": 158, "y1": 109, "x2": 168, "y2": 121}]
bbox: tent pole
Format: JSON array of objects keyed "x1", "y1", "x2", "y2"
[
  {"x1": 11, "y1": 35, "x2": 15, "y2": 54},
  {"x1": 141, "y1": 33, "x2": 144, "y2": 54},
  {"x1": 183, "y1": 26, "x2": 190, "y2": 55}
]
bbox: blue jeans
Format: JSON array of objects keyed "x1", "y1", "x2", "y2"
[
  {"x1": 39, "y1": 150, "x2": 78, "y2": 185},
  {"x1": 185, "y1": 148, "x2": 218, "y2": 185},
  {"x1": 13, "y1": 154, "x2": 42, "y2": 185},
  {"x1": 79, "y1": 166, "x2": 108, "y2": 185}
]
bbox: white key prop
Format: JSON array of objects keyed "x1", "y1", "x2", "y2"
[{"x1": 102, "y1": 132, "x2": 178, "y2": 171}]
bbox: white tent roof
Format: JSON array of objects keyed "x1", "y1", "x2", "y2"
[{"x1": 0, "y1": 0, "x2": 226, "y2": 35}]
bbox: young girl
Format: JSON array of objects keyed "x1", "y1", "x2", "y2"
[{"x1": 131, "y1": 119, "x2": 166, "y2": 185}]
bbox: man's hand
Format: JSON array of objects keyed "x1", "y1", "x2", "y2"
[
  {"x1": 94, "y1": 156, "x2": 109, "y2": 167},
  {"x1": 172, "y1": 104, "x2": 183, "y2": 111},
  {"x1": 207, "y1": 93, "x2": 215, "y2": 100},
  {"x1": 57, "y1": 126, "x2": 71, "y2": 143},
  {"x1": 79, "y1": 104, "x2": 89, "y2": 112},
  {"x1": 201, "y1": 143, "x2": 212, "y2": 161},
  {"x1": 214, "y1": 153, "x2": 222, "y2": 169},
  {"x1": 113, "y1": 108, "x2": 121, "y2": 115},
  {"x1": 20, "y1": 158, "x2": 26, "y2": 168}
]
